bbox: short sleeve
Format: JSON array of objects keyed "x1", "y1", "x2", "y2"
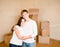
[{"x1": 14, "y1": 25, "x2": 20, "y2": 31}]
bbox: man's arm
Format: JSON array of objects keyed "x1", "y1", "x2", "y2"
[
  {"x1": 31, "y1": 21, "x2": 38, "y2": 38},
  {"x1": 23, "y1": 21, "x2": 38, "y2": 39}
]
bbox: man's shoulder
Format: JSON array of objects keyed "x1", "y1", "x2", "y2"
[
  {"x1": 30, "y1": 19, "x2": 36, "y2": 23},
  {"x1": 29, "y1": 19, "x2": 37, "y2": 25}
]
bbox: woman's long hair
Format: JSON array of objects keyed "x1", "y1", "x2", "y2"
[
  {"x1": 11, "y1": 17, "x2": 24, "y2": 31},
  {"x1": 16, "y1": 17, "x2": 24, "y2": 26}
]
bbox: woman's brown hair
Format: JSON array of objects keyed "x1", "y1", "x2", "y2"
[
  {"x1": 16, "y1": 17, "x2": 24, "y2": 26},
  {"x1": 11, "y1": 17, "x2": 25, "y2": 31}
]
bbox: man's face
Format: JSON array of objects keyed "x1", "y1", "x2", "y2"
[{"x1": 22, "y1": 12, "x2": 29, "y2": 19}]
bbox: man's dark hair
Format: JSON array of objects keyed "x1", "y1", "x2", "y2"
[{"x1": 21, "y1": 9, "x2": 28, "y2": 15}]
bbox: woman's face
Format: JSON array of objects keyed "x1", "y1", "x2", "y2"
[
  {"x1": 22, "y1": 12, "x2": 29, "y2": 19},
  {"x1": 21, "y1": 19, "x2": 25, "y2": 26}
]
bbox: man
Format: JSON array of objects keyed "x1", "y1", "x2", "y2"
[{"x1": 21, "y1": 9, "x2": 38, "y2": 47}]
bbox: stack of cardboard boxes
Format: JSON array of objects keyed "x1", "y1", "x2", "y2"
[{"x1": 38, "y1": 21, "x2": 50, "y2": 44}]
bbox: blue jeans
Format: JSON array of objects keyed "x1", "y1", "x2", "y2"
[
  {"x1": 9, "y1": 43, "x2": 22, "y2": 47},
  {"x1": 23, "y1": 42, "x2": 35, "y2": 47}
]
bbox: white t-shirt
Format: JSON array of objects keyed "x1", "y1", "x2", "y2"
[
  {"x1": 22, "y1": 19, "x2": 38, "y2": 43},
  {"x1": 10, "y1": 25, "x2": 23, "y2": 45}
]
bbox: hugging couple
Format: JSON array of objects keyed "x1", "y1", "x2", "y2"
[{"x1": 9, "y1": 9, "x2": 38, "y2": 47}]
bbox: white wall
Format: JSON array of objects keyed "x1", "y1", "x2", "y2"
[
  {"x1": 0, "y1": 0, "x2": 60, "y2": 42},
  {"x1": 0, "y1": 0, "x2": 39, "y2": 42},
  {"x1": 38, "y1": 0, "x2": 60, "y2": 40}
]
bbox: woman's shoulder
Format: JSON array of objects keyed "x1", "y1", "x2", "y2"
[{"x1": 14, "y1": 25, "x2": 20, "y2": 29}]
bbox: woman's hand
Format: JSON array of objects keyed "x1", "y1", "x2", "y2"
[{"x1": 22, "y1": 35, "x2": 32, "y2": 40}]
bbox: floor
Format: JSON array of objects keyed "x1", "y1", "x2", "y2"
[{"x1": 0, "y1": 39, "x2": 60, "y2": 47}]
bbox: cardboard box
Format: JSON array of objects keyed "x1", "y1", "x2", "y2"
[{"x1": 38, "y1": 35, "x2": 50, "y2": 44}]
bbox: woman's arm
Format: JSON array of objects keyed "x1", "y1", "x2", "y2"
[
  {"x1": 15, "y1": 28, "x2": 33, "y2": 40},
  {"x1": 23, "y1": 35, "x2": 32, "y2": 39},
  {"x1": 13, "y1": 26, "x2": 25, "y2": 40},
  {"x1": 15, "y1": 29, "x2": 32, "y2": 40},
  {"x1": 15, "y1": 29, "x2": 24, "y2": 40},
  {"x1": 13, "y1": 25, "x2": 33, "y2": 40}
]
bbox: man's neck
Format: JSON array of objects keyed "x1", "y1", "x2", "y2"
[{"x1": 26, "y1": 17, "x2": 31, "y2": 22}]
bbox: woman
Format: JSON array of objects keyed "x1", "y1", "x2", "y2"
[{"x1": 9, "y1": 17, "x2": 26, "y2": 47}]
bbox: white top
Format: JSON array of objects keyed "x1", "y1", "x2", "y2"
[
  {"x1": 10, "y1": 19, "x2": 38, "y2": 44},
  {"x1": 10, "y1": 25, "x2": 23, "y2": 45},
  {"x1": 22, "y1": 19, "x2": 38, "y2": 43}
]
